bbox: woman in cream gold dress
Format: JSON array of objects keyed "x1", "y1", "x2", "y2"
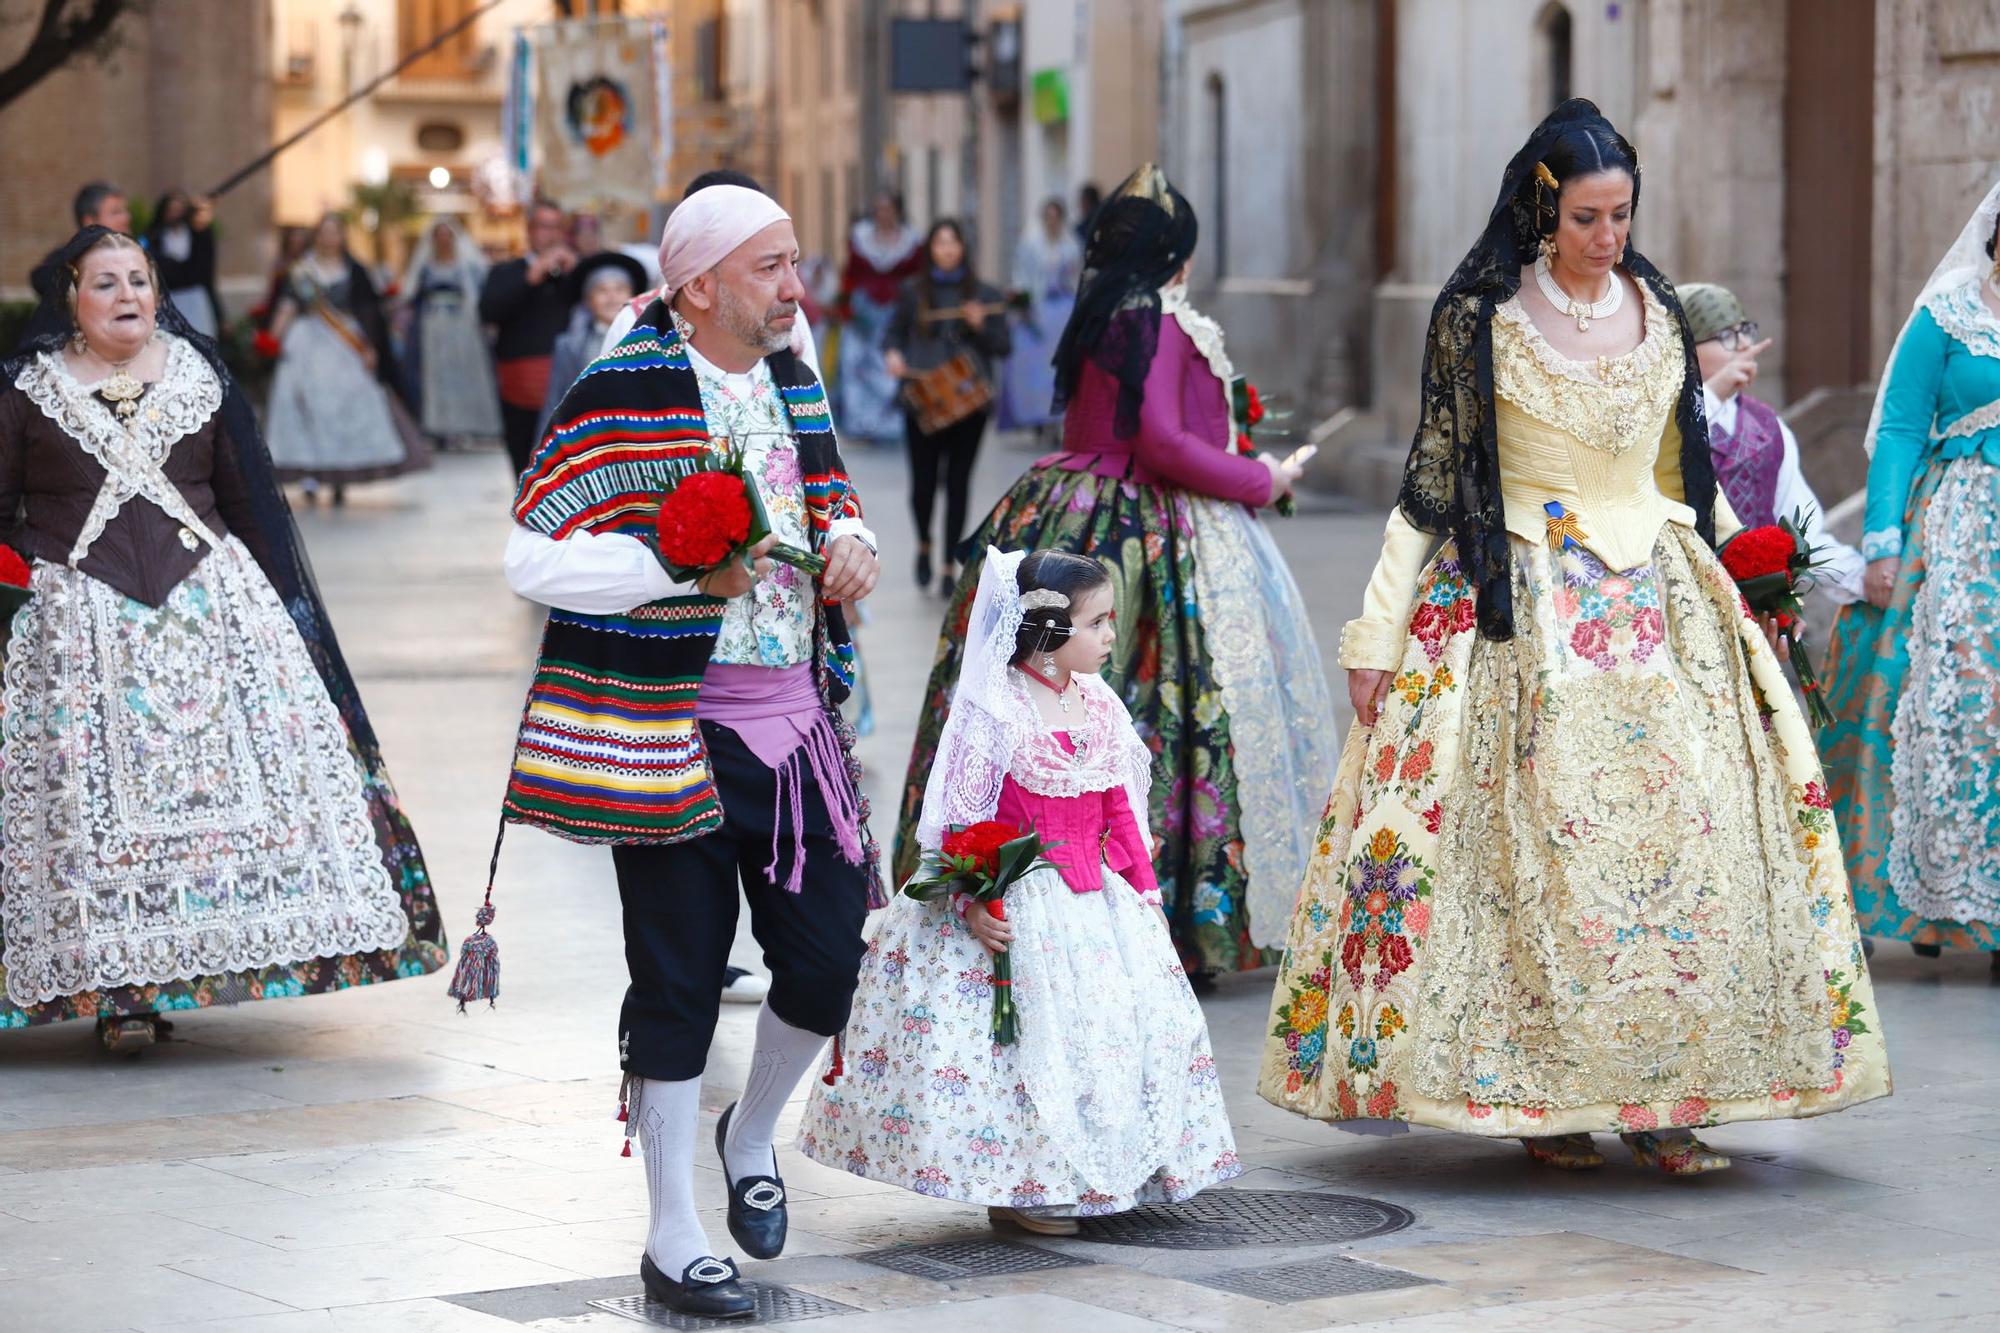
[{"x1": 1258, "y1": 101, "x2": 1889, "y2": 1175}]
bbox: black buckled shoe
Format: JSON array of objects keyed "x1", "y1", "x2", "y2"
[
  {"x1": 640, "y1": 1252, "x2": 755, "y2": 1319},
  {"x1": 715, "y1": 1101, "x2": 788, "y2": 1260}
]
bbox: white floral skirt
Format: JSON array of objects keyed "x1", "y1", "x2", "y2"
[
  {"x1": 800, "y1": 865, "x2": 1242, "y2": 1214},
  {"x1": 0, "y1": 543, "x2": 410, "y2": 1008},
  {"x1": 1259, "y1": 527, "x2": 1891, "y2": 1137}
]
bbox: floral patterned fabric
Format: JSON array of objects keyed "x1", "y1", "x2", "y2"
[
  {"x1": 0, "y1": 550, "x2": 446, "y2": 1027},
  {"x1": 1258, "y1": 528, "x2": 1891, "y2": 1135},
  {"x1": 687, "y1": 348, "x2": 817, "y2": 668},
  {"x1": 1821, "y1": 453, "x2": 2000, "y2": 950},
  {"x1": 895, "y1": 465, "x2": 1331, "y2": 974},
  {"x1": 799, "y1": 862, "x2": 1240, "y2": 1212}
]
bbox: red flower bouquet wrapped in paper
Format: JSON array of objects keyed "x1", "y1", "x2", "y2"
[
  {"x1": 1718, "y1": 509, "x2": 1834, "y2": 728},
  {"x1": 1231, "y1": 375, "x2": 1302, "y2": 517},
  {"x1": 651, "y1": 452, "x2": 825, "y2": 584},
  {"x1": 903, "y1": 819, "x2": 1061, "y2": 1045}
]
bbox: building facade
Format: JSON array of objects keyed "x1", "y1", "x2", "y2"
[
  {"x1": 0, "y1": 1, "x2": 274, "y2": 306},
  {"x1": 1288, "y1": 0, "x2": 2000, "y2": 508}
]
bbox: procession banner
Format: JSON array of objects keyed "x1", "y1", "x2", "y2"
[{"x1": 532, "y1": 18, "x2": 665, "y2": 211}]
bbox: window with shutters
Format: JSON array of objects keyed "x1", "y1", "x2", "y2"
[{"x1": 399, "y1": 0, "x2": 481, "y2": 83}]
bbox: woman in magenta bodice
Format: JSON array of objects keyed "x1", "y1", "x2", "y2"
[{"x1": 891, "y1": 165, "x2": 1334, "y2": 979}]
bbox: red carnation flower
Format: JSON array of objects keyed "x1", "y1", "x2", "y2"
[
  {"x1": 0, "y1": 544, "x2": 30, "y2": 588},
  {"x1": 1246, "y1": 382, "x2": 1266, "y2": 426},
  {"x1": 252, "y1": 329, "x2": 282, "y2": 360},
  {"x1": 656, "y1": 471, "x2": 753, "y2": 571},
  {"x1": 1718, "y1": 525, "x2": 1797, "y2": 582},
  {"x1": 942, "y1": 820, "x2": 1021, "y2": 876}
]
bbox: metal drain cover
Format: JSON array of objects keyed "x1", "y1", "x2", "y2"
[
  {"x1": 589, "y1": 1281, "x2": 856, "y2": 1328},
  {"x1": 854, "y1": 1238, "x2": 1096, "y2": 1280},
  {"x1": 1077, "y1": 1189, "x2": 1414, "y2": 1250},
  {"x1": 1189, "y1": 1255, "x2": 1436, "y2": 1303}
]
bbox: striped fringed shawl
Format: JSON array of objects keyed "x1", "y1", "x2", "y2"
[{"x1": 501, "y1": 302, "x2": 882, "y2": 903}]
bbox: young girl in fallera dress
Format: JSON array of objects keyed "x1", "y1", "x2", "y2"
[{"x1": 800, "y1": 549, "x2": 1239, "y2": 1232}]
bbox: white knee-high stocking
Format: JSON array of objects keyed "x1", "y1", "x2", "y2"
[
  {"x1": 722, "y1": 1003, "x2": 827, "y2": 1181},
  {"x1": 633, "y1": 1076, "x2": 716, "y2": 1277}
]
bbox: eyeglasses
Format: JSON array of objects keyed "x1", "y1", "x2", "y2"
[{"x1": 1707, "y1": 321, "x2": 1759, "y2": 350}]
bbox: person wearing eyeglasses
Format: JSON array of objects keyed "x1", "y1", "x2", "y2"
[{"x1": 1679, "y1": 285, "x2": 1866, "y2": 604}]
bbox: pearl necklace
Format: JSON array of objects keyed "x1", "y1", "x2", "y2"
[{"x1": 1534, "y1": 252, "x2": 1623, "y2": 333}]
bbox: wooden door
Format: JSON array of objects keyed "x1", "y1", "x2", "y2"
[{"x1": 1783, "y1": 0, "x2": 1875, "y2": 396}]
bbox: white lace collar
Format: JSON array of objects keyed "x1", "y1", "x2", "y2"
[
  {"x1": 16, "y1": 334, "x2": 221, "y2": 458},
  {"x1": 849, "y1": 220, "x2": 922, "y2": 273},
  {"x1": 1160, "y1": 282, "x2": 1235, "y2": 393},
  {"x1": 1924, "y1": 275, "x2": 2000, "y2": 362}
]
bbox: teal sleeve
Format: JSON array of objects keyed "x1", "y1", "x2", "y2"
[{"x1": 1862, "y1": 307, "x2": 1949, "y2": 560}]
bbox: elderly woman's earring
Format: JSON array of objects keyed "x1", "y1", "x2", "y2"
[{"x1": 1541, "y1": 234, "x2": 1558, "y2": 262}]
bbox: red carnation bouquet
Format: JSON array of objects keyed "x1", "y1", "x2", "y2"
[
  {"x1": 903, "y1": 820, "x2": 1061, "y2": 1045},
  {"x1": 1718, "y1": 509, "x2": 1833, "y2": 728},
  {"x1": 651, "y1": 453, "x2": 824, "y2": 584},
  {"x1": 0, "y1": 543, "x2": 34, "y2": 661}
]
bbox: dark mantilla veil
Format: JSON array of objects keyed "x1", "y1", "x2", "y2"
[{"x1": 1397, "y1": 97, "x2": 1716, "y2": 642}]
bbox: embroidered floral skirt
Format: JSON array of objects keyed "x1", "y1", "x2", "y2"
[
  {"x1": 1821, "y1": 453, "x2": 2000, "y2": 950},
  {"x1": 893, "y1": 464, "x2": 1335, "y2": 974},
  {"x1": 1259, "y1": 526, "x2": 1890, "y2": 1136},
  {"x1": 0, "y1": 544, "x2": 446, "y2": 1027},
  {"x1": 799, "y1": 864, "x2": 1241, "y2": 1213}
]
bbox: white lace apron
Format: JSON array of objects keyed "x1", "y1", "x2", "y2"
[
  {"x1": 1, "y1": 342, "x2": 407, "y2": 1006},
  {"x1": 1888, "y1": 392, "x2": 2000, "y2": 924}
]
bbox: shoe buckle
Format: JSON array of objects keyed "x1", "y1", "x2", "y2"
[
  {"x1": 686, "y1": 1257, "x2": 736, "y2": 1285},
  {"x1": 741, "y1": 1180, "x2": 785, "y2": 1212}
]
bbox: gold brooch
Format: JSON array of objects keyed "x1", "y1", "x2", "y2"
[{"x1": 96, "y1": 371, "x2": 145, "y2": 420}]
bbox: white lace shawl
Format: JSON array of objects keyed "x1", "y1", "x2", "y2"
[
  {"x1": 1865, "y1": 178, "x2": 2000, "y2": 457},
  {"x1": 916, "y1": 548, "x2": 1154, "y2": 852}
]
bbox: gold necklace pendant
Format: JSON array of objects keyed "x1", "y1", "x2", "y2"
[{"x1": 97, "y1": 371, "x2": 146, "y2": 419}]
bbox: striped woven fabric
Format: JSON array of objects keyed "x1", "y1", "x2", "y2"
[{"x1": 500, "y1": 301, "x2": 874, "y2": 881}]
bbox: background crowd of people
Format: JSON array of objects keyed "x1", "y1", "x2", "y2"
[{"x1": 16, "y1": 176, "x2": 1106, "y2": 553}]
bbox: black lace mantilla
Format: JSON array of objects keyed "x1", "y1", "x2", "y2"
[{"x1": 1398, "y1": 99, "x2": 1715, "y2": 641}]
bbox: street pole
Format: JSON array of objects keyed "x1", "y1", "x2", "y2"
[
  {"x1": 963, "y1": 0, "x2": 981, "y2": 251},
  {"x1": 860, "y1": 0, "x2": 888, "y2": 197}
]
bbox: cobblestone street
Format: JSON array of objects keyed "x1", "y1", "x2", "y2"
[{"x1": 1, "y1": 443, "x2": 1996, "y2": 1331}]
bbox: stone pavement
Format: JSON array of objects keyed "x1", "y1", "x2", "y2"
[{"x1": 1, "y1": 442, "x2": 1997, "y2": 1332}]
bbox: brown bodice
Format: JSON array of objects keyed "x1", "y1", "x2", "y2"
[{"x1": 0, "y1": 345, "x2": 271, "y2": 608}]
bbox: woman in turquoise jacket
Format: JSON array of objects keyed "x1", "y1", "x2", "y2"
[{"x1": 1822, "y1": 180, "x2": 2000, "y2": 966}]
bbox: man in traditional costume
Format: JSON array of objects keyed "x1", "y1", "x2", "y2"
[
  {"x1": 1680, "y1": 282, "x2": 1864, "y2": 601},
  {"x1": 497, "y1": 185, "x2": 882, "y2": 1317}
]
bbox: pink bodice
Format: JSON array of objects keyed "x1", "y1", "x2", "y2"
[
  {"x1": 994, "y1": 733, "x2": 1159, "y2": 899},
  {"x1": 1038, "y1": 317, "x2": 1271, "y2": 508}
]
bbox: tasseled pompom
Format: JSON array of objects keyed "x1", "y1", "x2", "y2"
[
  {"x1": 821, "y1": 1033, "x2": 844, "y2": 1086},
  {"x1": 447, "y1": 900, "x2": 499, "y2": 1011},
  {"x1": 616, "y1": 1101, "x2": 629, "y2": 1123},
  {"x1": 620, "y1": 1139, "x2": 632, "y2": 1158}
]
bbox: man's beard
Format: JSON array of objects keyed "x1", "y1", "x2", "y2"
[{"x1": 717, "y1": 282, "x2": 795, "y2": 354}]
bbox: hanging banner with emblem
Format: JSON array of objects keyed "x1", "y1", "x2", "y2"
[{"x1": 531, "y1": 17, "x2": 669, "y2": 210}]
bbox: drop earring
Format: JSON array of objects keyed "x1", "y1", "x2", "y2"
[
  {"x1": 1041, "y1": 650, "x2": 1058, "y2": 679},
  {"x1": 1541, "y1": 234, "x2": 1557, "y2": 262}
]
